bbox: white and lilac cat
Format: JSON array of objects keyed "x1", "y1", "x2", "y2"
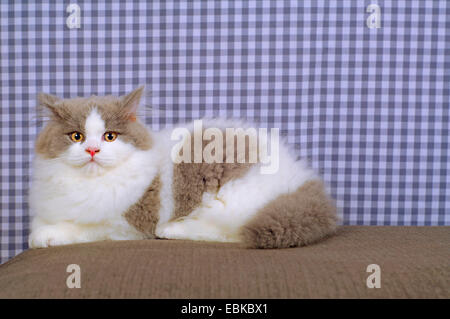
[{"x1": 29, "y1": 87, "x2": 338, "y2": 249}]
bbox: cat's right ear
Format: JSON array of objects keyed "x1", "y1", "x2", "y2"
[{"x1": 38, "y1": 93, "x2": 61, "y2": 116}]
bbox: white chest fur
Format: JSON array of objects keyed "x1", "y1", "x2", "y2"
[{"x1": 30, "y1": 149, "x2": 159, "y2": 226}]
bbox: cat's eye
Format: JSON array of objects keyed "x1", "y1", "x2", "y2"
[
  {"x1": 69, "y1": 132, "x2": 84, "y2": 142},
  {"x1": 104, "y1": 132, "x2": 118, "y2": 142}
]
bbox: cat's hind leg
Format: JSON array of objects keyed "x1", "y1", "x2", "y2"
[{"x1": 155, "y1": 192, "x2": 240, "y2": 243}]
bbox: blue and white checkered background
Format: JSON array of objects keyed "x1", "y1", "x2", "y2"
[{"x1": 1, "y1": 0, "x2": 449, "y2": 264}]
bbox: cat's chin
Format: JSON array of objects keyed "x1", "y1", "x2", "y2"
[{"x1": 77, "y1": 160, "x2": 109, "y2": 177}]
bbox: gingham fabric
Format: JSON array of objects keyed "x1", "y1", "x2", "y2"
[{"x1": 0, "y1": 0, "x2": 448, "y2": 264}]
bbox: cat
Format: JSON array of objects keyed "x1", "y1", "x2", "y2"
[{"x1": 28, "y1": 86, "x2": 338, "y2": 249}]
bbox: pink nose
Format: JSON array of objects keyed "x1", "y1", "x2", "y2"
[{"x1": 85, "y1": 147, "x2": 100, "y2": 157}]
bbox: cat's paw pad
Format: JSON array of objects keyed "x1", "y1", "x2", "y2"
[{"x1": 28, "y1": 227, "x2": 75, "y2": 248}]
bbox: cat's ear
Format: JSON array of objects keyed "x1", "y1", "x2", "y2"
[
  {"x1": 37, "y1": 93, "x2": 61, "y2": 117},
  {"x1": 120, "y1": 86, "x2": 145, "y2": 122}
]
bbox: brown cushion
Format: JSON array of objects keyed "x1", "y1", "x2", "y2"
[{"x1": 0, "y1": 226, "x2": 448, "y2": 298}]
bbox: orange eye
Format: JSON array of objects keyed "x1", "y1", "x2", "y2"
[
  {"x1": 70, "y1": 132, "x2": 84, "y2": 142},
  {"x1": 104, "y1": 132, "x2": 118, "y2": 142}
]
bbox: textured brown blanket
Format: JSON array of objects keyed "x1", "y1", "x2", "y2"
[{"x1": 0, "y1": 226, "x2": 448, "y2": 298}]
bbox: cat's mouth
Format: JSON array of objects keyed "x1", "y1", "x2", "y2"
[
  {"x1": 69, "y1": 155, "x2": 113, "y2": 171},
  {"x1": 80, "y1": 156, "x2": 102, "y2": 168},
  {"x1": 87, "y1": 158, "x2": 101, "y2": 166},
  {"x1": 83, "y1": 156, "x2": 112, "y2": 169}
]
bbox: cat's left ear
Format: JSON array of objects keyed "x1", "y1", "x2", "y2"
[{"x1": 120, "y1": 86, "x2": 145, "y2": 122}]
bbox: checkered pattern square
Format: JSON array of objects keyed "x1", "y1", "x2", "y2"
[{"x1": 1, "y1": 0, "x2": 449, "y2": 264}]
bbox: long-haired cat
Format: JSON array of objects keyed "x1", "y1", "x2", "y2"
[{"x1": 29, "y1": 87, "x2": 338, "y2": 249}]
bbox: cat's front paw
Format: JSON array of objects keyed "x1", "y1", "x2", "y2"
[{"x1": 28, "y1": 226, "x2": 77, "y2": 248}]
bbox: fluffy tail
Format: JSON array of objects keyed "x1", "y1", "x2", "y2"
[{"x1": 240, "y1": 180, "x2": 339, "y2": 248}]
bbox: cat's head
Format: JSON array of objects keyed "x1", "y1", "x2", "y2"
[{"x1": 35, "y1": 87, "x2": 152, "y2": 175}]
